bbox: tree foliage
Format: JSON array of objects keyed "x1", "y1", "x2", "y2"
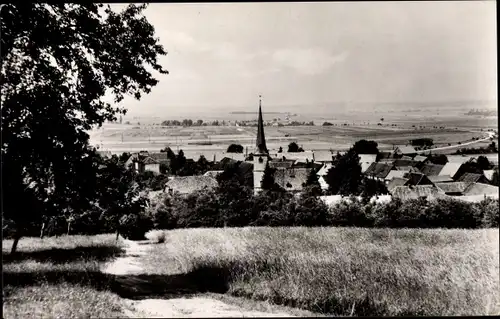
[
  {"x1": 325, "y1": 149, "x2": 362, "y2": 196},
  {"x1": 353, "y1": 140, "x2": 379, "y2": 155},
  {"x1": 1, "y1": 3, "x2": 167, "y2": 252},
  {"x1": 288, "y1": 142, "x2": 304, "y2": 153},
  {"x1": 227, "y1": 143, "x2": 244, "y2": 153}
]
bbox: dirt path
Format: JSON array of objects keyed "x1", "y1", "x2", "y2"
[{"x1": 101, "y1": 239, "x2": 295, "y2": 318}]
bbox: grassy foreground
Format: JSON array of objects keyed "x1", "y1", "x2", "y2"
[
  {"x1": 2, "y1": 234, "x2": 126, "y2": 319},
  {"x1": 142, "y1": 227, "x2": 500, "y2": 316}
]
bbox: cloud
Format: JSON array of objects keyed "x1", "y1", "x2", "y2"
[{"x1": 272, "y1": 48, "x2": 349, "y2": 75}]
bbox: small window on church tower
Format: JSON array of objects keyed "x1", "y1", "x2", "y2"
[{"x1": 258, "y1": 157, "x2": 263, "y2": 163}]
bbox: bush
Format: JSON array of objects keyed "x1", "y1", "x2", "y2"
[
  {"x1": 119, "y1": 213, "x2": 154, "y2": 240},
  {"x1": 145, "y1": 229, "x2": 166, "y2": 243},
  {"x1": 474, "y1": 197, "x2": 499, "y2": 228},
  {"x1": 329, "y1": 197, "x2": 371, "y2": 227}
]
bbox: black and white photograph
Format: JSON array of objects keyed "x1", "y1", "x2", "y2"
[{"x1": 1, "y1": 1, "x2": 498, "y2": 317}]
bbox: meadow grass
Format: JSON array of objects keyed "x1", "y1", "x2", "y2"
[
  {"x1": 2, "y1": 234, "x2": 127, "y2": 319},
  {"x1": 141, "y1": 227, "x2": 500, "y2": 316}
]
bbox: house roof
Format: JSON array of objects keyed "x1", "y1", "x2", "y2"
[
  {"x1": 400, "y1": 155, "x2": 413, "y2": 160},
  {"x1": 359, "y1": 154, "x2": 377, "y2": 163},
  {"x1": 395, "y1": 166, "x2": 421, "y2": 174},
  {"x1": 428, "y1": 175, "x2": 454, "y2": 183},
  {"x1": 435, "y1": 182, "x2": 468, "y2": 194},
  {"x1": 268, "y1": 160, "x2": 293, "y2": 169},
  {"x1": 419, "y1": 164, "x2": 445, "y2": 177},
  {"x1": 149, "y1": 152, "x2": 172, "y2": 163},
  {"x1": 365, "y1": 163, "x2": 393, "y2": 179},
  {"x1": 387, "y1": 177, "x2": 409, "y2": 191},
  {"x1": 483, "y1": 170, "x2": 495, "y2": 181},
  {"x1": 142, "y1": 156, "x2": 159, "y2": 165},
  {"x1": 279, "y1": 151, "x2": 314, "y2": 162},
  {"x1": 377, "y1": 151, "x2": 394, "y2": 160},
  {"x1": 391, "y1": 185, "x2": 441, "y2": 200},
  {"x1": 395, "y1": 145, "x2": 417, "y2": 154},
  {"x1": 457, "y1": 173, "x2": 486, "y2": 184},
  {"x1": 414, "y1": 155, "x2": 428, "y2": 162},
  {"x1": 463, "y1": 182, "x2": 499, "y2": 196},
  {"x1": 165, "y1": 176, "x2": 218, "y2": 194},
  {"x1": 393, "y1": 159, "x2": 419, "y2": 167},
  {"x1": 274, "y1": 168, "x2": 311, "y2": 191},
  {"x1": 385, "y1": 170, "x2": 407, "y2": 181},
  {"x1": 203, "y1": 170, "x2": 224, "y2": 178},
  {"x1": 313, "y1": 151, "x2": 334, "y2": 162},
  {"x1": 438, "y1": 162, "x2": 463, "y2": 178},
  {"x1": 404, "y1": 173, "x2": 434, "y2": 186},
  {"x1": 317, "y1": 163, "x2": 332, "y2": 176},
  {"x1": 318, "y1": 176, "x2": 329, "y2": 190}
]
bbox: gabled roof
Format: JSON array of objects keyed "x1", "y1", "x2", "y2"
[
  {"x1": 391, "y1": 185, "x2": 441, "y2": 200},
  {"x1": 435, "y1": 182, "x2": 468, "y2": 194},
  {"x1": 359, "y1": 154, "x2": 377, "y2": 163},
  {"x1": 400, "y1": 155, "x2": 413, "y2": 160},
  {"x1": 395, "y1": 145, "x2": 417, "y2": 154},
  {"x1": 428, "y1": 175, "x2": 454, "y2": 183},
  {"x1": 203, "y1": 170, "x2": 223, "y2": 178},
  {"x1": 142, "y1": 156, "x2": 159, "y2": 165},
  {"x1": 317, "y1": 163, "x2": 332, "y2": 176},
  {"x1": 269, "y1": 160, "x2": 294, "y2": 169},
  {"x1": 387, "y1": 177, "x2": 409, "y2": 191},
  {"x1": 313, "y1": 151, "x2": 334, "y2": 162},
  {"x1": 274, "y1": 168, "x2": 311, "y2": 191},
  {"x1": 393, "y1": 159, "x2": 419, "y2": 167},
  {"x1": 457, "y1": 173, "x2": 486, "y2": 184},
  {"x1": 385, "y1": 170, "x2": 407, "y2": 181},
  {"x1": 419, "y1": 164, "x2": 445, "y2": 177},
  {"x1": 280, "y1": 151, "x2": 315, "y2": 162},
  {"x1": 483, "y1": 170, "x2": 495, "y2": 181},
  {"x1": 149, "y1": 152, "x2": 172, "y2": 162},
  {"x1": 165, "y1": 176, "x2": 218, "y2": 194},
  {"x1": 365, "y1": 163, "x2": 393, "y2": 179},
  {"x1": 438, "y1": 162, "x2": 463, "y2": 178},
  {"x1": 463, "y1": 182, "x2": 499, "y2": 196},
  {"x1": 404, "y1": 173, "x2": 434, "y2": 186},
  {"x1": 395, "y1": 166, "x2": 421, "y2": 173},
  {"x1": 413, "y1": 155, "x2": 428, "y2": 162}
]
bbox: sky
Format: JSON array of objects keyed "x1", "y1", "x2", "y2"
[{"x1": 109, "y1": 1, "x2": 497, "y2": 116}]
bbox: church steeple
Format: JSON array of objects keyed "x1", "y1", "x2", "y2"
[{"x1": 255, "y1": 95, "x2": 268, "y2": 154}]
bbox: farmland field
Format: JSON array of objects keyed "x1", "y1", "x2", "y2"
[
  {"x1": 138, "y1": 227, "x2": 499, "y2": 316},
  {"x1": 88, "y1": 116, "x2": 497, "y2": 158}
]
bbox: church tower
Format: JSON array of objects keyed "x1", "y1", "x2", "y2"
[{"x1": 253, "y1": 95, "x2": 269, "y2": 195}]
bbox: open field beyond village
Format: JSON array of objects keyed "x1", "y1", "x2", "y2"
[{"x1": 3, "y1": 228, "x2": 499, "y2": 317}]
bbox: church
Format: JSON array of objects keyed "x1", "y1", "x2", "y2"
[{"x1": 252, "y1": 96, "x2": 313, "y2": 194}]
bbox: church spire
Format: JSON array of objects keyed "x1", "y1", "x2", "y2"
[{"x1": 255, "y1": 95, "x2": 268, "y2": 154}]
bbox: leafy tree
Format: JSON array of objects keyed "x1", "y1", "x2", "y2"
[
  {"x1": 353, "y1": 140, "x2": 379, "y2": 155},
  {"x1": 477, "y1": 156, "x2": 492, "y2": 170},
  {"x1": 261, "y1": 162, "x2": 277, "y2": 191},
  {"x1": 322, "y1": 122, "x2": 334, "y2": 126},
  {"x1": 360, "y1": 177, "x2": 389, "y2": 203},
  {"x1": 96, "y1": 155, "x2": 150, "y2": 240},
  {"x1": 1, "y1": 3, "x2": 167, "y2": 253},
  {"x1": 427, "y1": 154, "x2": 448, "y2": 165},
  {"x1": 278, "y1": 146, "x2": 283, "y2": 153},
  {"x1": 325, "y1": 149, "x2": 362, "y2": 196},
  {"x1": 302, "y1": 169, "x2": 322, "y2": 196},
  {"x1": 227, "y1": 143, "x2": 244, "y2": 153},
  {"x1": 288, "y1": 142, "x2": 304, "y2": 152},
  {"x1": 196, "y1": 119, "x2": 203, "y2": 126}
]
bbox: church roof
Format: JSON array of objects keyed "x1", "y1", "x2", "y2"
[{"x1": 255, "y1": 97, "x2": 268, "y2": 154}]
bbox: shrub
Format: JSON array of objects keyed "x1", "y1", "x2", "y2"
[
  {"x1": 145, "y1": 229, "x2": 167, "y2": 243},
  {"x1": 118, "y1": 213, "x2": 154, "y2": 240},
  {"x1": 474, "y1": 197, "x2": 499, "y2": 228},
  {"x1": 329, "y1": 197, "x2": 371, "y2": 227}
]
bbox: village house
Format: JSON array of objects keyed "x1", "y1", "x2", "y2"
[
  {"x1": 364, "y1": 162, "x2": 394, "y2": 183},
  {"x1": 418, "y1": 163, "x2": 445, "y2": 177},
  {"x1": 125, "y1": 151, "x2": 161, "y2": 174},
  {"x1": 164, "y1": 175, "x2": 218, "y2": 195},
  {"x1": 393, "y1": 145, "x2": 417, "y2": 157},
  {"x1": 358, "y1": 154, "x2": 377, "y2": 173}
]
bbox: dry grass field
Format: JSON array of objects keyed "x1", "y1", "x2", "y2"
[
  {"x1": 141, "y1": 227, "x2": 500, "y2": 316},
  {"x1": 2, "y1": 235, "x2": 127, "y2": 319}
]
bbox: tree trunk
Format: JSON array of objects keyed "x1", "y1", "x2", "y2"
[
  {"x1": 11, "y1": 234, "x2": 21, "y2": 254},
  {"x1": 40, "y1": 222, "x2": 46, "y2": 239},
  {"x1": 67, "y1": 220, "x2": 72, "y2": 236},
  {"x1": 115, "y1": 229, "x2": 120, "y2": 241}
]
